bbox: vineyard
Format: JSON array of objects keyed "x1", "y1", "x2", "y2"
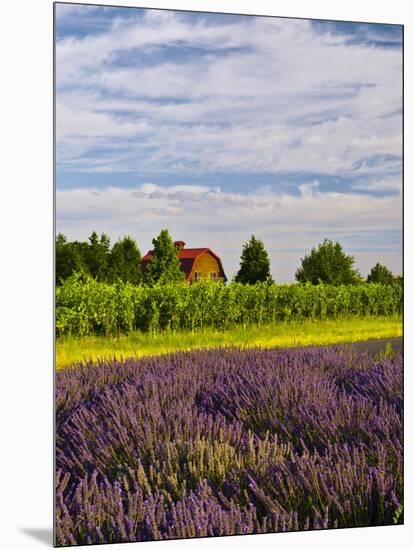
[
  {"x1": 56, "y1": 273, "x2": 403, "y2": 337},
  {"x1": 55, "y1": 269, "x2": 403, "y2": 543},
  {"x1": 56, "y1": 346, "x2": 403, "y2": 545}
]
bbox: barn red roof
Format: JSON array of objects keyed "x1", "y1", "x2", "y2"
[{"x1": 141, "y1": 243, "x2": 227, "y2": 281}]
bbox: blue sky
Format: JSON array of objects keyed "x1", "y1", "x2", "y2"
[{"x1": 55, "y1": 3, "x2": 403, "y2": 281}]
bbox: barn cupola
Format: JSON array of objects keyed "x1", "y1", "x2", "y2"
[{"x1": 174, "y1": 241, "x2": 186, "y2": 250}]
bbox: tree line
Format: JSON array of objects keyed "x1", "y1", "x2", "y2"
[{"x1": 56, "y1": 229, "x2": 402, "y2": 287}]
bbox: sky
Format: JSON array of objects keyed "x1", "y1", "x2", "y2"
[{"x1": 55, "y1": 3, "x2": 403, "y2": 282}]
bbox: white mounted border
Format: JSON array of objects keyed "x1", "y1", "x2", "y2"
[{"x1": 0, "y1": 1, "x2": 411, "y2": 549}]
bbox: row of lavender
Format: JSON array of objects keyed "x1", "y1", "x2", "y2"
[{"x1": 56, "y1": 347, "x2": 403, "y2": 545}]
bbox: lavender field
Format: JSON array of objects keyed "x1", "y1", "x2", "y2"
[{"x1": 56, "y1": 346, "x2": 403, "y2": 546}]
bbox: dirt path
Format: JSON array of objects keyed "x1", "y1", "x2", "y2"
[{"x1": 334, "y1": 336, "x2": 403, "y2": 356}]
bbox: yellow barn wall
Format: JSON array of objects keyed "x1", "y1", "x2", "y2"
[{"x1": 189, "y1": 252, "x2": 222, "y2": 282}]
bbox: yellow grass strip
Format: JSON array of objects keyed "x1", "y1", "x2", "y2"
[{"x1": 56, "y1": 315, "x2": 402, "y2": 370}]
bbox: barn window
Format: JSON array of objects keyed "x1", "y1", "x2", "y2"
[
  {"x1": 194, "y1": 271, "x2": 202, "y2": 281},
  {"x1": 210, "y1": 272, "x2": 217, "y2": 280}
]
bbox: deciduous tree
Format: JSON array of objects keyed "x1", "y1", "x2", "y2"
[
  {"x1": 56, "y1": 233, "x2": 87, "y2": 284},
  {"x1": 367, "y1": 263, "x2": 394, "y2": 285},
  {"x1": 109, "y1": 236, "x2": 142, "y2": 284},
  {"x1": 295, "y1": 239, "x2": 360, "y2": 285}
]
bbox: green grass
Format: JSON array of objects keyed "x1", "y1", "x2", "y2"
[{"x1": 56, "y1": 315, "x2": 402, "y2": 370}]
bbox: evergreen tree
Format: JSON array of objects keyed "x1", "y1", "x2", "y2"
[
  {"x1": 109, "y1": 236, "x2": 142, "y2": 284},
  {"x1": 235, "y1": 235, "x2": 272, "y2": 284},
  {"x1": 367, "y1": 263, "x2": 394, "y2": 285},
  {"x1": 295, "y1": 239, "x2": 360, "y2": 285},
  {"x1": 85, "y1": 231, "x2": 111, "y2": 280},
  {"x1": 144, "y1": 229, "x2": 185, "y2": 285}
]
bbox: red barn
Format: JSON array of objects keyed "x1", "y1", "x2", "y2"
[{"x1": 141, "y1": 241, "x2": 227, "y2": 283}]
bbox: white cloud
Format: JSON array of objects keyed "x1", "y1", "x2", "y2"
[
  {"x1": 56, "y1": 183, "x2": 402, "y2": 281},
  {"x1": 351, "y1": 176, "x2": 402, "y2": 192},
  {"x1": 55, "y1": 8, "x2": 402, "y2": 281},
  {"x1": 55, "y1": 9, "x2": 402, "y2": 178},
  {"x1": 55, "y1": 4, "x2": 101, "y2": 20}
]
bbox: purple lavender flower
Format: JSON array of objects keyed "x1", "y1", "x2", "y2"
[{"x1": 56, "y1": 347, "x2": 403, "y2": 545}]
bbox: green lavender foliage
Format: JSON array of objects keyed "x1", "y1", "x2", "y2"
[{"x1": 56, "y1": 273, "x2": 403, "y2": 337}]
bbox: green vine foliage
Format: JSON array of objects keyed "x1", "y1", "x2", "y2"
[{"x1": 56, "y1": 273, "x2": 403, "y2": 337}]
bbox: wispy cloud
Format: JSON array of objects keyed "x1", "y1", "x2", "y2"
[
  {"x1": 55, "y1": 6, "x2": 402, "y2": 280},
  {"x1": 57, "y1": 182, "x2": 402, "y2": 281},
  {"x1": 56, "y1": 8, "x2": 402, "y2": 180}
]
